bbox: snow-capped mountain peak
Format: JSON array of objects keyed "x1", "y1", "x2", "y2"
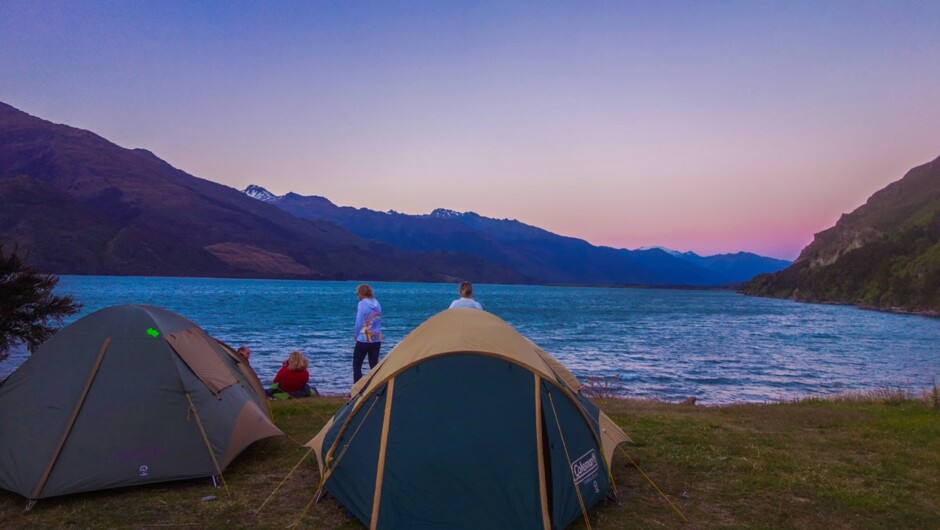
[
  {"x1": 243, "y1": 184, "x2": 280, "y2": 202},
  {"x1": 429, "y1": 208, "x2": 462, "y2": 219},
  {"x1": 637, "y1": 245, "x2": 696, "y2": 257}
]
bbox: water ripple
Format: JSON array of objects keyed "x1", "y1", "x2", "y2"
[{"x1": 1, "y1": 278, "x2": 938, "y2": 404}]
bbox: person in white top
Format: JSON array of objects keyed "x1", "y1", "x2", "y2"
[{"x1": 449, "y1": 281, "x2": 483, "y2": 310}]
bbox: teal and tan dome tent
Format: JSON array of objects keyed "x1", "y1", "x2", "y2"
[
  {"x1": 0, "y1": 304, "x2": 283, "y2": 505},
  {"x1": 306, "y1": 308, "x2": 632, "y2": 529}
]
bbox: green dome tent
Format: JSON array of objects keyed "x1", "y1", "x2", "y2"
[
  {"x1": 307, "y1": 308, "x2": 632, "y2": 530},
  {"x1": 0, "y1": 304, "x2": 283, "y2": 504}
]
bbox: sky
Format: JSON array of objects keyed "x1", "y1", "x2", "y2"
[{"x1": 2, "y1": 1, "x2": 939, "y2": 260}]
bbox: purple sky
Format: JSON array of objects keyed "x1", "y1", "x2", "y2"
[{"x1": 2, "y1": 2, "x2": 939, "y2": 259}]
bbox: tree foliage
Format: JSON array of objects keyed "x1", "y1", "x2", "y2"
[
  {"x1": 740, "y1": 216, "x2": 940, "y2": 313},
  {"x1": 0, "y1": 243, "x2": 81, "y2": 360}
]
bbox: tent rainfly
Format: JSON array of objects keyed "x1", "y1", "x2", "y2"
[
  {"x1": 0, "y1": 304, "x2": 282, "y2": 504},
  {"x1": 307, "y1": 308, "x2": 632, "y2": 530}
]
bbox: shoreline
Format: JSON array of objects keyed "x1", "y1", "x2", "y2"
[
  {"x1": 739, "y1": 291, "x2": 940, "y2": 319},
  {"x1": 49, "y1": 271, "x2": 938, "y2": 315},
  {"x1": 52, "y1": 272, "x2": 743, "y2": 291}
]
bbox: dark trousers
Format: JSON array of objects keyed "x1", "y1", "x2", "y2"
[{"x1": 353, "y1": 341, "x2": 381, "y2": 383}]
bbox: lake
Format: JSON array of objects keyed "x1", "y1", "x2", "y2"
[{"x1": 2, "y1": 276, "x2": 938, "y2": 404}]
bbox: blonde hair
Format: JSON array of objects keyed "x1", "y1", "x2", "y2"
[
  {"x1": 287, "y1": 350, "x2": 308, "y2": 371},
  {"x1": 357, "y1": 284, "x2": 374, "y2": 298}
]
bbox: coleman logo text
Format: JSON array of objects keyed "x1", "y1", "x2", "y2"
[{"x1": 571, "y1": 449, "x2": 599, "y2": 484}]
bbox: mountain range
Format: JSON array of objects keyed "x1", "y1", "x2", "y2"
[
  {"x1": 741, "y1": 155, "x2": 940, "y2": 313},
  {"x1": 0, "y1": 101, "x2": 522, "y2": 282},
  {"x1": 0, "y1": 101, "x2": 788, "y2": 286},
  {"x1": 241, "y1": 185, "x2": 789, "y2": 285}
]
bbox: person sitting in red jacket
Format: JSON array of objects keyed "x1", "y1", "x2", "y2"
[{"x1": 267, "y1": 350, "x2": 317, "y2": 398}]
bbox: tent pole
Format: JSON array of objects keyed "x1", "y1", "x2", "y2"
[
  {"x1": 186, "y1": 393, "x2": 230, "y2": 496},
  {"x1": 581, "y1": 413, "x2": 621, "y2": 495},
  {"x1": 319, "y1": 385, "x2": 384, "y2": 482},
  {"x1": 369, "y1": 377, "x2": 395, "y2": 530},
  {"x1": 30, "y1": 337, "x2": 111, "y2": 500},
  {"x1": 534, "y1": 375, "x2": 551, "y2": 529},
  {"x1": 546, "y1": 391, "x2": 593, "y2": 530}
]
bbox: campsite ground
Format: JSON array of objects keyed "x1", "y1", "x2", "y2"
[{"x1": 2, "y1": 393, "x2": 938, "y2": 529}]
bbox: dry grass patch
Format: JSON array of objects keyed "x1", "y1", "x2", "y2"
[
  {"x1": 924, "y1": 379, "x2": 940, "y2": 409},
  {"x1": 592, "y1": 396, "x2": 940, "y2": 529}
]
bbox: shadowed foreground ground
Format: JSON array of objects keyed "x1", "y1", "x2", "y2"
[{"x1": 1, "y1": 395, "x2": 938, "y2": 529}]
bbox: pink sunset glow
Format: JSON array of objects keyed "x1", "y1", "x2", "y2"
[{"x1": 2, "y1": 2, "x2": 939, "y2": 260}]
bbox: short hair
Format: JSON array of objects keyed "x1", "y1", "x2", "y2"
[
  {"x1": 288, "y1": 350, "x2": 308, "y2": 371},
  {"x1": 357, "y1": 284, "x2": 374, "y2": 298},
  {"x1": 459, "y1": 281, "x2": 473, "y2": 297},
  {"x1": 236, "y1": 346, "x2": 250, "y2": 359}
]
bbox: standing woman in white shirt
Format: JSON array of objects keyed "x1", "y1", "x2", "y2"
[
  {"x1": 449, "y1": 281, "x2": 483, "y2": 310},
  {"x1": 352, "y1": 284, "x2": 383, "y2": 383}
]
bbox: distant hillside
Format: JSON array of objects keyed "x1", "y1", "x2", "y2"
[
  {"x1": 245, "y1": 186, "x2": 790, "y2": 286},
  {"x1": 0, "y1": 101, "x2": 526, "y2": 283},
  {"x1": 676, "y1": 251, "x2": 791, "y2": 283},
  {"x1": 741, "y1": 155, "x2": 940, "y2": 313},
  {"x1": 0, "y1": 100, "x2": 788, "y2": 287}
]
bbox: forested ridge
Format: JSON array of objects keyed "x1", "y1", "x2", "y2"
[{"x1": 741, "y1": 155, "x2": 940, "y2": 313}]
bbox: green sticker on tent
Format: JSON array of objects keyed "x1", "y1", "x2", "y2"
[{"x1": 145, "y1": 328, "x2": 160, "y2": 338}]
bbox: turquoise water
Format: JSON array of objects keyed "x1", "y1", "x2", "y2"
[{"x1": 2, "y1": 276, "x2": 939, "y2": 404}]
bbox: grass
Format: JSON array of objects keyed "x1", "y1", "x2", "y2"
[{"x1": 2, "y1": 394, "x2": 938, "y2": 529}]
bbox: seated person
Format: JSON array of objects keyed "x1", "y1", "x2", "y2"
[{"x1": 267, "y1": 350, "x2": 318, "y2": 398}]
